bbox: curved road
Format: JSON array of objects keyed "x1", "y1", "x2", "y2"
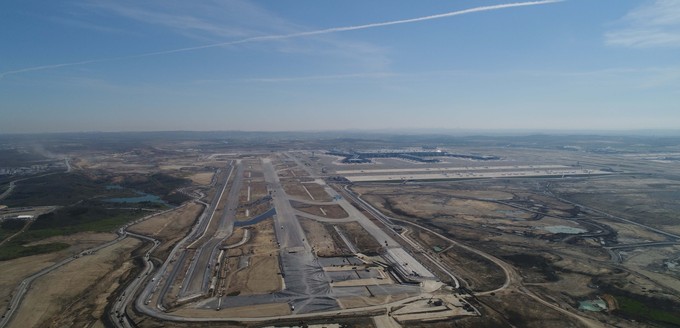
[
  {"x1": 343, "y1": 185, "x2": 607, "y2": 328},
  {"x1": 0, "y1": 204, "x2": 182, "y2": 328}
]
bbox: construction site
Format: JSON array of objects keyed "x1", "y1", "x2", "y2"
[{"x1": 2, "y1": 135, "x2": 680, "y2": 328}]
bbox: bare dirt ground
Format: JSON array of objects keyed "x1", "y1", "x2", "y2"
[
  {"x1": 24, "y1": 231, "x2": 116, "y2": 246},
  {"x1": 337, "y1": 221, "x2": 383, "y2": 255},
  {"x1": 0, "y1": 232, "x2": 117, "y2": 311},
  {"x1": 355, "y1": 179, "x2": 680, "y2": 326},
  {"x1": 353, "y1": 185, "x2": 514, "y2": 202},
  {"x1": 52, "y1": 255, "x2": 137, "y2": 328},
  {"x1": 74, "y1": 155, "x2": 157, "y2": 174},
  {"x1": 552, "y1": 176, "x2": 680, "y2": 232},
  {"x1": 172, "y1": 302, "x2": 291, "y2": 318},
  {"x1": 525, "y1": 272, "x2": 595, "y2": 298},
  {"x1": 338, "y1": 294, "x2": 410, "y2": 309},
  {"x1": 362, "y1": 189, "x2": 575, "y2": 242},
  {"x1": 8, "y1": 237, "x2": 141, "y2": 328},
  {"x1": 237, "y1": 203, "x2": 272, "y2": 221},
  {"x1": 303, "y1": 183, "x2": 333, "y2": 202},
  {"x1": 224, "y1": 219, "x2": 281, "y2": 295},
  {"x1": 371, "y1": 192, "x2": 534, "y2": 221},
  {"x1": 159, "y1": 165, "x2": 190, "y2": 171},
  {"x1": 292, "y1": 201, "x2": 348, "y2": 219},
  {"x1": 299, "y1": 218, "x2": 346, "y2": 257},
  {"x1": 468, "y1": 291, "x2": 585, "y2": 328},
  {"x1": 250, "y1": 180, "x2": 268, "y2": 199},
  {"x1": 227, "y1": 256, "x2": 280, "y2": 294},
  {"x1": 200, "y1": 160, "x2": 231, "y2": 169},
  {"x1": 187, "y1": 172, "x2": 214, "y2": 185},
  {"x1": 0, "y1": 253, "x2": 63, "y2": 311},
  {"x1": 599, "y1": 219, "x2": 667, "y2": 243},
  {"x1": 410, "y1": 227, "x2": 505, "y2": 291},
  {"x1": 236, "y1": 177, "x2": 271, "y2": 220},
  {"x1": 281, "y1": 180, "x2": 311, "y2": 200},
  {"x1": 128, "y1": 203, "x2": 203, "y2": 259},
  {"x1": 622, "y1": 245, "x2": 680, "y2": 294},
  {"x1": 290, "y1": 168, "x2": 308, "y2": 177},
  {"x1": 222, "y1": 227, "x2": 245, "y2": 246}
]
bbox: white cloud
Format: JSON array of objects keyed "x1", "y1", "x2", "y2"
[
  {"x1": 77, "y1": 0, "x2": 391, "y2": 69},
  {"x1": 606, "y1": 0, "x2": 680, "y2": 47},
  {"x1": 2, "y1": 0, "x2": 560, "y2": 79},
  {"x1": 80, "y1": 0, "x2": 296, "y2": 40}
]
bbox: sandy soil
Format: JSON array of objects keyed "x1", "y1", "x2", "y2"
[
  {"x1": 8, "y1": 237, "x2": 141, "y2": 328},
  {"x1": 172, "y1": 302, "x2": 290, "y2": 318}
]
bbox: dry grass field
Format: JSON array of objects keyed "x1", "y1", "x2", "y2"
[
  {"x1": 302, "y1": 183, "x2": 333, "y2": 202},
  {"x1": 354, "y1": 176, "x2": 680, "y2": 327},
  {"x1": 409, "y1": 227, "x2": 505, "y2": 291},
  {"x1": 551, "y1": 176, "x2": 680, "y2": 233},
  {"x1": 224, "y1": 219, "x2": 281, "y2": 296},
  {"x1": 0, "y1": 232, "x2": 118, "y2": 311},
  {"x1": 187, "y1": 172, "x2": 214, "y2": 185},
  {"x1": 172, "y1": 302, "x2": 291, "y2": 318},
  {"x1": 281, "y1": 180, "x2": 310, "y2": 199},
  {"x1": 299, "y1": 217, "x2": 348, "y2": 257},
  {"x1": 338, "y1": 294, "x2": 411, "y2": 309},
  {"x1": 292, "y1": 201, "x2": 348, "y2": 219},
  {"x1": 128, "y1": 203, "x2": 203, "y2": 259},
  {"x1": 336, "y1": 221, "x2": 383, "y2": 255},
  {"x1": 8, "y1": 237, "x2": 141, "y2": 328},
  {"x1": 0, "y1": 253, "x2": 64, "y2": 312}
]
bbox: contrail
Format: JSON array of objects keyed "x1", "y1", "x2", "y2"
[{"x1": 0, "y1": 0, "x2": 562, "y2": 79}]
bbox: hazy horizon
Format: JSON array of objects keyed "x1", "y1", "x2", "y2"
[
  {"x1": 3, "y1": 128, "x2": 680, "y2": 138},
  {"x1": 2, "y1": 0, "x2": 679, "y2": 133}
]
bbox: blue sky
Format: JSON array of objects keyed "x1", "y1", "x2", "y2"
[{"x1": 1, "y1": 0, "x2": 679, "y2": 133}]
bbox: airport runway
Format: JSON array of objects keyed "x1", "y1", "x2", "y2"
[
  {"x1": 147, "y1": 162, "x2": 235, "y2": 308},
  {"x1": 182, "y1": 161, "x2": 244, "y2": 297},
  {"x1": 129, "y1": 154, "x2": 441, "y2": 321},
  {"x1": 262, "y1": 158, "x2": 337, "y2": 313}
]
